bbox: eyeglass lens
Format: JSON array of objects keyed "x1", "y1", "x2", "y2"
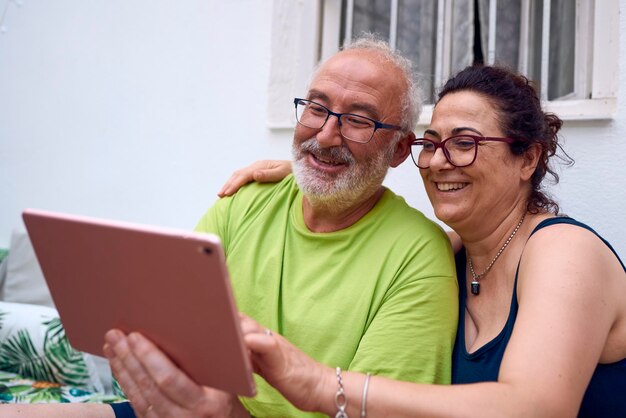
[
  {"x1": 411, "y1": 136, "x2": 478, "y2": 168},
  {"x1": 295, "y1": 100, "x2": 375, "y2": 143}
]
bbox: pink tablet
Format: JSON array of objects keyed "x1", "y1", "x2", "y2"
[{"x1": 22, "y1": 208, "x2": 256, "y2": 396}]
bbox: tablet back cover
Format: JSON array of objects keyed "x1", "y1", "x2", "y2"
[{"x1": 23, "y1": 209, "x2": 256, "y2": 396}]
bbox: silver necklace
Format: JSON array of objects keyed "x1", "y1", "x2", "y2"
[{"x1": 468, "y1": 212, "x2": 526, "y2": 295}]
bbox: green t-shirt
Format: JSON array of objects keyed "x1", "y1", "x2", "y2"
[{"x1": 195, "y1": 175, "x2": 458, "y2": 417}]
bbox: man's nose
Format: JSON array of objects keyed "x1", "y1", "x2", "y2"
[{"x1": 315, "y1": 115, "x2": 344, "y2": 148}]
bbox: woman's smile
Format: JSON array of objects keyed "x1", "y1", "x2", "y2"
[{"x1": 435, "y1": 182, "x2": 469, "y2": 192}]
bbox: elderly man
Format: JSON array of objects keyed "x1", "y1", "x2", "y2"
[
  {"x1": 4, "y1": 37, "x2": 457, "y2": 418},
  {"x1": 106, "y1": 37, "x2": 457, "y2": 418}
]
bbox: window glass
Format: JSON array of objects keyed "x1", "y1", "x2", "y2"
[
  {"x1": 548, "y1": 0, "x2": 575, "y2": 99},
  {"x1": 352, "y1": 0, "x2": 391, "y2": 39},
  {"x1": 527, "y1": 0, "x2": 576, "y2": 100},
  {"x1": 324, "y1": 0, "x2": 614, "y2": 119},
  {"x1": 269, "y1": 0, "x2": 616, "y2": 127},
  {"x1": 396, "y1": 0, "x2": 438, "y2": 102},
  {"x1": 527, "y1": 0, "x2": 544, "y2": 97},
  {"x1": 484, "y1": 0, "x2": 523, "y2": 70},
  {"x1": 450, "y1": 0, "x2": 474, "y2": 75}
]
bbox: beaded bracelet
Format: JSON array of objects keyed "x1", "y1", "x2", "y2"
[{"x1": 335, "y1": 367, "x2": 348, "y2": 418}]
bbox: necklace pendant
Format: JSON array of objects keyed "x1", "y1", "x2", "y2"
[{"x1": 471, "y1": 280, "x2": 480, "y2": 295}]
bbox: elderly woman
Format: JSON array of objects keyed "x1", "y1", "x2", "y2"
[{"x1": 222, "y1": 65, "x2": 626, "y2": 417}]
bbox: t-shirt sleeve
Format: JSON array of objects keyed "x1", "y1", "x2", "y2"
[
  {"x1": 194, "y1": 195, "x2": 232, "y2": 246},
  {"x1": 349, "y1": 243, "x2": 458, "y2": 384}
]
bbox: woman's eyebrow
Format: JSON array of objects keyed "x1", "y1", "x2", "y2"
[
  {"x1": 423, "y1": 129, "x2": 440, "y2": 138},
  {"x1": 451, "y1": 126, "x2": 483, "y2": 136}
]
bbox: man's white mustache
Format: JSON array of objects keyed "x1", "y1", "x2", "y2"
[{"x1": 298, "y1": 138, "x2": 355, "y2": 165}]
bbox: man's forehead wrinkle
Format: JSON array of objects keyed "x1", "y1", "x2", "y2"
[{"x1": 309, "y1": 76, "x2": 387, "y2": 118}]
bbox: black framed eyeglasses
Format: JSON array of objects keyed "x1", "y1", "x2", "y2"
[
  {"x1": 293, "y1": 98, "x2": 402, "y2": 144},
  {"x1": 410, "y1": 135, "x2": 517, "y2": 168}
]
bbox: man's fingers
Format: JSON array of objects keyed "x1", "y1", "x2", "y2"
[
  {"x1": 127, "y1": 332, "x2": 207, "y2": 408},
  {"x1": 106, "y1": 330, "x2": 236, "y2": 417},
  {"x1": 105, "y1": 330, "x2": 188, "y2": 417},
  {"x1": 104, "y1": 331, "x2": 152, "y2": 416}
]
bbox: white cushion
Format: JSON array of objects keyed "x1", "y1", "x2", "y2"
[{"x1": 1, "y1": 230, "x2": 55, "y2": 308}]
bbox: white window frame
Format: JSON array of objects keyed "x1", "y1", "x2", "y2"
[{"x1": 268, "y1": 0, "x2": 618, "y2": 129}]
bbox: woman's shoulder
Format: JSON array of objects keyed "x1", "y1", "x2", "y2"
[
  {"x1": 525, "y1": 216, "x2": 620, "y2": 261},
  {"x1": 519, "y1": 215, "x2": 625, "y2": 296},
  {"x1": 518, "y1": 219, "x2": 626, "y2": 367}
]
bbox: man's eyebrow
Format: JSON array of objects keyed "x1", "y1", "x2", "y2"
[
  {"x1": 307, "y1": 90, "x2": 330, "y2": 103},
  {"x1": 349, "y1": 103, "x2": 380, "y2": 119}
]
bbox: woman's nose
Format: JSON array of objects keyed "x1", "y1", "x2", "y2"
[{"x1": 428, "y1": 147, "x2": 453, "y2": 170}]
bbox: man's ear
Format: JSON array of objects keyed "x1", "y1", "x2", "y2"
[
  {"x1": 520, "y1": 142, "x2": 542, "y2": 181},
  {"x1": 390, "y1": 131, "x2": 415, "y2": 168}
]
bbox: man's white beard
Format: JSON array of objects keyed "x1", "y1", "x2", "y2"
[{"x1": 292, "y1": 137, "x2": 395, "y2": 210}]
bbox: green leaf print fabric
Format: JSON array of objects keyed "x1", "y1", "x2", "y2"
[
  {"x1": 0, "y1": 370, "x2": 126, "y2": 404},
  {"x1": 0, "y1": 301, "x2": 127, "y2": 404}
]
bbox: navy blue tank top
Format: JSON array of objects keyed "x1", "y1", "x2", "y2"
[{"x1": 451, "y1": 217, "x2": 626, "y2": 417}]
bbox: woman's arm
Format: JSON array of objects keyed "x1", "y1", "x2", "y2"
[
  {"x1": 493, "y1": 224, "x2": 625, "y2": 414},
  {"x1": 242, "y1": 225, "x2": 624, "y2": 417},
  {"x1": 217, "y1": 160, "x2": 292, "y2": 197},
  {"x1": 243, "y1": 315, "x2": 517, "y2": 417}
]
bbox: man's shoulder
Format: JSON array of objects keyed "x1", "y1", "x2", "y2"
[
  {"x1": 378, "y1": 189, "x2": 444, "y2": 232},
  {"x1": 218, "y1": 174, "x2": 300, "y2": 208},
  {"x1": 372, "y1": 191, "x2": 456, "y2": 282},
  {"x1": 195, "y1": 175, "x2": 299, "y2": 234}
]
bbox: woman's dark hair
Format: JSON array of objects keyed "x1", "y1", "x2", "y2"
[{"x1": 437, "y1": 65, "x2": 573, "y2": 214}]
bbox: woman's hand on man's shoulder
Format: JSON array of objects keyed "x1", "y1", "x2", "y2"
[{"x1": 218, "y1": 160, "x2": 292, "y2": 197}]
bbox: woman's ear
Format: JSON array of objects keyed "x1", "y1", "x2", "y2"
[
  {"x1": 520, "y1": 143, "x2": 542, "y2": 181},
  {"x1": 390, "y1": 131, "x2": 415, "y2": 168}
]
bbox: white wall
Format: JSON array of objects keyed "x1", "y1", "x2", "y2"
[
  {"x1": 0, "y1": 1, "x2": 290, "y2": 244},
  {"x1": 1, "y1": 0, "x2": 625, "y2": 257}
]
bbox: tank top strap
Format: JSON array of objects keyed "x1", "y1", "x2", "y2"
[{"x1": 528, "y1": 216, "x2": 625, "y2": 271}]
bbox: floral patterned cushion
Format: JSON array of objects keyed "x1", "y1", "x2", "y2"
[
  {"x1": 0, "y1": 301, "x2": 125, "y2": 400},
  {"x1": 0, "y1": 370, "x2": 126, "y2": 404}
]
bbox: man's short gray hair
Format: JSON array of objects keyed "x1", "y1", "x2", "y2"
[{"x1": 342, "y1": 33, "x2": 423, "y2": 132}]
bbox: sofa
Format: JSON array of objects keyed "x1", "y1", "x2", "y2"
[{"x1": 0, "y1": 230, "x2": 126, "y2": 404}]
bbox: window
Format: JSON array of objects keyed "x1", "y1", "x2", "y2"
[{"x1": 268, "y1": 0, "x2": 618, "y2": 128}]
